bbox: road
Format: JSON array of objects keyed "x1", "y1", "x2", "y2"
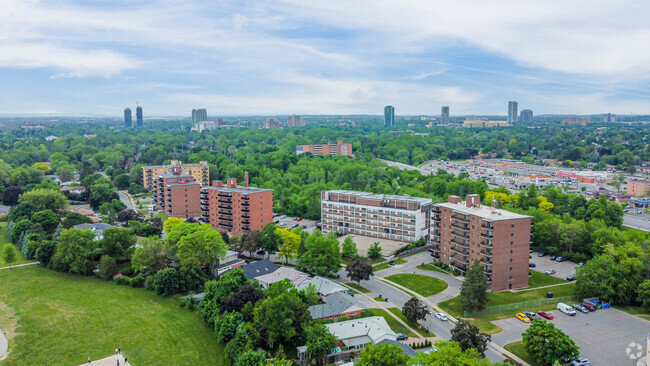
[
  {"x1": 623, "y1": 213, "x2": 650, "y2": 232},
  {"x1": 117, "y1": 191, "x2": 135, "y2": 210},
  {"x1": 380, "y1": 159, "x2": 431, "y2": 176}
]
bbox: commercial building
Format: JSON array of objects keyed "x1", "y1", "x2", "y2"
[
  {"x1": 152, "y1": 171, "x2": 202, "y2": 219},
  {"x1": 602, "y1": 113, "x2": 617, "y2": 123},
  {"x1": 384, "y1": 105, "x2": 395, "y2": 127},
  {"x1": 441, "y1": 106, "x2": 450, "y2": 125},
  {"x1": 287, "y1": 114, "x2": 305, "y2": 127},
  {"x1": 295, "y1": 140, "x2": 353, "y2": 157},
  {"x1": 142, "y1": 160, "x2": 210, "y2": 191},
  {"x1": 263, "y1": 118, "x2": 281, "y2": 129},
  {"x1": 320, "y1": 190, "x2": 432, "y2": 243},
  {"x1": 507, "y1": 101, "x2": 518, "y2": 123},
  {"x1": 628, "y1": 179, "x2": 650, "y2": 197},
  {"x1": 124, "y1": 108, "x2": 132, "y2": 127},
  {"x1": 561, "y1": 117, "x2": 591, "y2": 126},
  {"x1": 136, "y1": 106, "x2": 143, "y2": 127},
  {"x1": 192, "y1": 108, "x2": 208, "y2": 125},
  {"x1": 431, "y1": 195, "x2": 532, "y2": 292},
  {"x1": 520, "y1": 109, "x2": 533, "y2": 123},
  {"x1": 200, "y1": 173, "x2": 273, "y2": 235}
]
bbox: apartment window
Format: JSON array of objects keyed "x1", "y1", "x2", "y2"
[
  {"x1": 511, "y1": 241, "x2": 513, "y2": 245},
  {"x1": 511, "y1": 233, "x2": 514, "y2": 237},
  {"x1": 510, "y1": 258, "x2": 513, "y2": 263},
  {"x1": 509, "y1": 267, "x2": 512, "y2": 272},
  {"x1": 511, "y1": 224, "x2": 514, "y2": 228},
  {"x1": 509, "y1": 276, "x2": 513, "y2": 280},
  {"x1": 510, "y1": 250, "x2": 513, "y2": 254}
]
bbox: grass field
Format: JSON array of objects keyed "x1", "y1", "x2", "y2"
[
  {"x1": 360, "y1": 308, "x2": 416, "y2": 337},
  {"x1": 0, "y1": 266, "x2": 224, "y2": 366},
  {"x1": 504, "y1": 341, "x2": 540, "y2": 366},
  {"x1": 614, "y1": 305, "x2": 650, "y2": 321},
  {"x1": 344, "y1": 282, "x2": 371, "y2": 293},
  {"x1": 373, "y1": 258, "x2": 407, "y2": 272},
  {"x1": 526, "y1": 271, "x2": 568, "y2": 288},
  {"x1": 384, "y1": 274, "x2": 448, "y2": 297},
  {"x1": 415, "y1": 263, "x2": 451, "y2": 275},
  {"x1": 386, "y1": 307, "x2": 433, "y2": 338},
  {"x1": 0, "y1": 222, "x2": 31, "y2": 267}
]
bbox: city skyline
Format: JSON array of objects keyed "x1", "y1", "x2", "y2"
[{"x1": 1, "y1": 1, "x2": 649, "y2": 116}]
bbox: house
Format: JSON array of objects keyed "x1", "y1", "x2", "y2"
[
  {"x1": 45, "y1": 135, "x2": 58, "y2": 142},
  {"x1": 378, "y1": 339, "x2": 417, "y2": 357},
  {"x1": 307, "y1": 291, "x2": 366, "y2": 321},
  {"x1": 214, "y1": 250, "x2": 245, "y2": 276},
  {"x1": 325, "y1": 316, "x2": 397, "y2": 351},
  {"x1": 297, "y1": 276, "x2": 346, "y2": 297},
  {"x1": 60, "y1": 185, "x2": 86, "y2": 194},
  {"x1": 255, "y1": 267, "x2": 310, "y2": 289},
  {"x1": 240, "y1": 259, "x2": 278, "y2": 280},
  {"x1": 73, "y1": 223, "x2": 113, "y2": 240}
]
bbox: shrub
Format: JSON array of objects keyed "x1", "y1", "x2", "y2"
[
  {"x1": 114, "y1": 275, "x2": 132, "y2": 286},
  {"x1": 98, "y1": 255, "x2": 118, "y2": 280},
  {"x1": 130, "y1": 274, "x2": 146, "y2": 288},
  {"x1": 453, "y1": 269, "x2": 461, "y2": 276},
  {"x1": 338, "y1": 315, "x2": 349, "y2": 322},
  {"x1": 152, "y1": 268, "x2": 183, "y2": 296},
  {"x1": 144, "y1": 275, "x2": 155, "y2": 290}
]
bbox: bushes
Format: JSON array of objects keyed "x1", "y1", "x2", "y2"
[
  {"x1": 114, "y1": 275, "x2": 131, "y2": 286},
  {"x1": 98, "y1": 255, "x2": 118, "y2": 280},
  {"x1": 152, "y1": 268, "x2": 183, "y2": 296},
  {"x1": 130, "y1": 274, "x2": 146, "y2": 288}
]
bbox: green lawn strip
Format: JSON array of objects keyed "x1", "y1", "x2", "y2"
[
  {"x1": 380, "y1": 279, "x2": 418, "y2": 299},
  {"x1": 360, "y1": 308, "x2": 416, "y2": 338},
  {"x1": 504, "y1": 341, "x2": 541, "y2": 366},
  {"x1": 384, "y1": 274, "x2": 448, "y2": 297},
  {"x1": 373, "y1": 258, "x2": 407, "y2": 272},
  {"x1": 416, "y1": 263, "x2": 451, "y2": 275},
  {"x1": 0, "y1": 222, "x2": 30, "y2": 267},
  {"x1": 0, "y1": 266, "x2": 223, "y2": 365},
  {"x1": 374, "y1": 296, "x2": 388, "y2": 302},
  {"x1": 526, "y1": 271, "x2": 569, "y2": 288},
  {"x1": 386, "y1": 307, "x2": 433, "y2": 338},
  {"x1": 344, "y1": 282, "x2": 371, "y2": 293},
  {"x1": 614, "y1": 305, "x2": 650, "y2": 321},
  {"x1": 489, "y1": 283, "x2": 577, "y2": 306}
]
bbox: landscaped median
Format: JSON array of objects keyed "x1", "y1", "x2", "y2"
[
  {"x1": 384, "y1": 273, "x2": 448, "y2": 297},
  {"x1": 373, "y1": 258, "x2": 407, "y2": 272}
]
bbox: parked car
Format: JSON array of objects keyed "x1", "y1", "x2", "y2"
[
  {"x1": 291, "y1": 223, "x2": 299, "y2": 228},
  {"x1": 516, "y1": 313, "x2": 530, "y2": 323},
  {"x1": 557, "y1": 302, "x2": 576, "y2": 316},
  {"x1": 396, "y1": 333, "x2": 408, "y2": 341},
  {"x1": 273, "y1": 213, "x2": 280, "y2": 217},
  {"x1": 256, "y1": 250, "x2": 266, "y2": 255},
  {"x1": 302, "y1": 225, "x2": 307, "y2": 229},
  {"x1": 274, "y1": 220, "x2": 280, "y2": 224},
  {"x1": 435, "y1": 312, "x2": 448, "y2": 321},
  {"x1": 280, "y1": 215, "x2": 287, "y2": 219},
  {"x1": 529, "y1": 263, "x2": 536, "y2": 268},
  {"x1": 550, "y1": 256, "x2": 557, "y2": 261},
  {"x1": 545, "y1": 269, "x2": 556, "y2": 275},
  {"x1": 575, "y1": 262, "x2": 584, "y2": 268},
  {"x1": 556, "y1": 256, "x2": 566, "y2": 262},
  {"x1": 296, "y1": 217, "x2": 303, "y2": 221},
  {"x1": 529, "y1": 249, "x2": 533, "y2": 253},
  {"x1": 570, "y1": 357, "x2": 590, "y2": 366},
  {"x1": 566, "y1": 274, "x2": 576, "y2": 281},
  {"x1": 537, "y1": 252, "x2": 546, "y2": 257},
  {"x1": 345, "y1": 291, "x2": 354, "y2": 297},
  {"x1": 582, "y1": 303, "x2": 596, "y2": 312},
  {"x1": 538, "y1": 311, "x2": 554, "y2": 320},
  {"x1": 573, "y1": 304, "x2": 589, "y2": 314},
  {"x1": 523, "y1": 311, "x2": 537, "y2": 319},
  {"x1": 388, "y1": 261, "x2": 396, "y2": 266}
]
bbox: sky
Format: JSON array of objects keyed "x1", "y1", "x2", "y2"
[{"x1": 1, "y1": 0, "x2": 650, "y2": 117}]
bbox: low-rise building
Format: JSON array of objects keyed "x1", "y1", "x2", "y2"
[
  {"x1": 325, "y1": 316, "x2": 397, "y2": 351},
  {"x1": 308, "y1": 292, "x2": 366, "y2": 321},
  {"x1": 153, "y1": 171, "x2": 201, "y2": 219},
  {"x1": 142, "y1": 160, "x2": 209, "y2": 190},
  {"x1": 296, "y1": 140, "x2": 353, "y2": 157},
  {"x1": 240, "y1": 259, "x2": 278, "y2": 280},
  {"x1": 255, "y1": 267, "x2": 310, "y2": 289},
  {"x1": 297, "y1": 276, "x2": 346, "y2": 297},
  {"x1": 214, "y1": 250, "x2": 245, "y2": 276},
  {"x1": 627, "y1": 179, "x2": 650, "y2": 197}
]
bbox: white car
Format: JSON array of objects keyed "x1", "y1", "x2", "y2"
[
  {"x1": 545, "y1": 269, "x2": 556, "y2": 275},
  {"x1": 435, "y1": 312, "x2": 448, "y2": 321}
]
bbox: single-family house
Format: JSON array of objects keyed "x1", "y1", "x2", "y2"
[
  {"x1": 214, "y1": 250, "x2": 245, "y2": 275},
  {"x1": 255, "y1": 267, "x2": 310, "y2": 289},
  {"x1": 307, "y1": 291, "x2": 366, "y2": 321},
  {"x1": 377, "y1": 339, "x2": 417, "y2": 356},
  {"x1": 73, "y1": 223, "x2": 113, "y2": 241},
  {"x1": 325, "y1": 316, "x2": 397, "y2": 351},
  {"x1": 297, "y1": 276, "x2": 346, "y2": 298},
  {"x1": 240, "y1": 259, "x2": 278, "y2": 280}
]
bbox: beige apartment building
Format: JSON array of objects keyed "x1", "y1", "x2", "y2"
[
  {"x1": 142, "y1": 160, "x2": 209, "y2": 190},
  {"x1": 627, "y1": 179, "x2": 650, "y2": 197}
]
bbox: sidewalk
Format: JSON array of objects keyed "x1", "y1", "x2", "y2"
[
  {"x1": 0, "y1": 262, "x2": 38, "y2": 270},
  {"x1": 77, "y1": 355, "x2": 131, "y2": 366}
]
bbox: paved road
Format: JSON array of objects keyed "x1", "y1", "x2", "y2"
[
  {"x1": 77, "y1": 354, "x2": 131, "y2": 366},
  {"x1": 117, "y1": 191, "x2": 134, "y2": 210},
  {"x1": 380, "y1": 159, "x2": 431, "y2": 176},
  {"x1": 0, "y1": 327, "x2": 6, "y2": 361},
  {"x1": 623, "y1": 213, "x2": 650, "y2": 232}
]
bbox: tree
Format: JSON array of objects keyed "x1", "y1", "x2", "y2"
[
  {"x1": 638, "y1": 280, "x2": 650, "y2": 311},
  {"x1": 368, "y1": 242, "x2": 382, "y2": 259},
  {"x1": 450, "y1": 319, "x2": 491, "y2": 357},
  {"x1": 101, "y1": 227, "x2": 136, "y2": 259},
  {"x1": 460, "y1": 259, "x2": 489, "y2": 312},
  {"x1": 177, "y1": 225, "x2": 227, "y2": 268},
  {"x1": 303, "y1": 322, "x2": 337, "y2": 364},
  {"x1": 19, "y1": 188, "x2": 68, "y2": 214},
  {"x1": 2, "y1": 244, "x2": 17, "y2": 268},
  {"x1": 236, "y1": 350, "x2": 266, "y2": 366},
  {"x1": 522, "y1": 319, "x2": 579, "y2": 365},
  {"x1": 51, "y1": 228, "x2": 96, "y2": 275},
  {"x1": 164, "y1": 217, "x2": 185, "y2": 233},
  {"x1": 88, "y1": 178, "x2": 117, "y2": 209},
  {"x1": 261, "y1": 222, "x2": 280, "y2": 258},
  {"x1": 341, "y1": 236, "x2": 358, "y2": 259},
  {"x1": 356, "y1": 342, "x2": 410, "y2": 366},
  {"x1": 200, "y1": 269, "x2": 250, "y2": 325},
  {"x1": 117, "y1": 209, "x2": 141, "y2": 223},
  {"x1": 151, "y1": 267, "x2": 183, "y2": 296},
  {"x1": 222, "y1": 283, "x2": 265, "y2": 313},
  {"x1": 215, "y1": 311, "x2": 245, "y2": 343},
  {"x1": 296, "y1": 234, "x2": 341, "y2": 277},
  {"x1": 402, "y1": 297, "x2": 428, "y2": 324},
  {"x1": 410, "y1": 340, "x2": 492, "y2": 366},
  {"x1": 276, "y1": 227, "x2": 301, "y2": 264},
  {"x1": 346, "y1": 259, "x2": 374, "y2": 284},
  {"x1": 254, "y1": 292, "x2": 310, "y2": 348},
  {"x1": 62, "y1": 211, "x2": 93, "y2": 229},
  {"x1": 241, "y1": 230, "x2": 262, "y2": 258},
  {"x1": 131, "y1": 237, "x2": 167, "y2": 273},
  {"x1": 2, "y1": 186, "x2": 23, "y2": 206},
  {"x1": 97, "y1": 255, "x2": 118, "y2": 280}
]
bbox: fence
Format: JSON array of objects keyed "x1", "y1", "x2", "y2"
[{"x1": 464, "y1": 294, "x2": 581, "y2": 317}]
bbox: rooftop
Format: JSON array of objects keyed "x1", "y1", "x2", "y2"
[
  {"x1": 255, "y1": 266, "x2": 310, "y2": 287},
  {"x1": 204, "y1": 185, "x2": 272, "y2": 195},
  {"x1": 308, "y1": 291, "x2": 366, "y2": 319},
  {"x1": 297, "y1": 276, "x2": 346, "y2": 296},
  {"x1": 435, "y1": 201, "x2": 531, "y2": 221},
  {"x1": 325, "y1": 190, "x2": 432, "y2": 205},
  {"x1": 240, "y1": 259, "x2": 278, "y2": 280},
  {"x1": 158, "y1": 173, "x2": 195, "y2": 179},
  {"x1": 325, "y1": 316, "x2": 397, "y2": 344},
  {"x1": 378, "y1": 339, "x2": 417, "y2": 356}
]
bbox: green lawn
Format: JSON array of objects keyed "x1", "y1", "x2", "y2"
[
  {"x1": 0, "y1": 266, "x2": 224, "y2": 365},
  {"x1": 373, "y1": 258, "x2": 407, "y2": 272},
  {"x1": 416, "y1": 263, "x2": 451, "y2": 275},
  {"x1": 0, "y1": 222, "x2": 31, "y2": 267},
  {"x1": 360, "y1": 308, "x2": 416, "y2": 337},
  {"x1": 344, "y1": 282, "x2": 371, "y2": 293},
  {"x1": 526, "y1": 271, "x2": 568, "y2": 288},
  {"x1": 614, "y1": 305, "x2": 650, "y2": 321},
  {"x1": 504, "y1": 341, "x2": 540, "y2": 366},
  {"x1": 374, "y1": 296, "x2": 388, "y2": 302},
  {"x1": 384, "y1": 274, "x2": 448, "y2": 297},
  {"x1": 386, "y1": 307, "x2": 433, "y2": 338}
]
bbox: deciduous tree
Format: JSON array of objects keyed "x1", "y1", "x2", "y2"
[
  {"x1": 296, "y1": 233, "x2": 341, "y2": 277},
  {"x1": 131, "y1": 236, "x2": 167, "y2": 273},
  {"x1": 346, "y1": 258, "x2": 373, "y2": 284},
  {"x1": 303, "y1": 322, "x2": 337, "y2": 364},
  {"x1": 368, "y1": 242, "x2": 382, "y2": 259},
  {"x1": 276, "y1": 227, "x2": 301, "y2": 264},
  {"x1": 450, "y1": 319, "x2": 491, "y2": 357},
  {"x1": 402, "y1": 297, "x2": 428, "y2": 324},
  {"x1": 341, "y1": 236, "x2": 358, "y2": 259},
  {"x1": 522, "y1": 319, "x2": 579, "y2": 365},
  {"x1": 51, "y1": 228, "x2": 96, "y2": 275},
  {"x1": 356, "y1": 342, "x2": 409, "y2": 366},
  {"x1": 460, "y1": 259, "x2": 489, "y2": 312},
  {"x1": 2, "y1": 244, "x2": 17, "y2": 268},
  {"x1": 177, "y1": 225, "x2": 227, "y2": 268}
]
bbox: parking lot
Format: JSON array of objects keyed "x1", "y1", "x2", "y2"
[
  {"x1": 272, "y1": 214, "x2": 316, "y2": 232},
  {"x1": 529, "y1": 251, "x2": 577, "y2": 281},
  {"x1": 492, "y1": 308, "x2": 650, "y2": 365}
]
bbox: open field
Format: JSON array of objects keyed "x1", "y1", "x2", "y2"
[
  {"x1": 0, "y1": 222, "x2": 30, "y2": 267},
  {"x1": 384, "y1": 274, "x2": 448, "y2": 297},
  {"x1": 614, "y1": 305, "x2": 650, "y2": 321},
  {"x1": 0, "y1": 266, "x2": 223, "y2": 365}
]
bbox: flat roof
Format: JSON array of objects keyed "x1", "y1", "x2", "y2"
[
  {"x1": 204, "y1": 186, "x2": 272, "y2": 194},
  {"x1": 435, "y1": 201, "x2": 531, "y2": 221},
  {"x1": 326, "y1": 190, "x2": 432, "y2": 205},
  {"x1": 167, "y1": 181, "x2": 200, "y2": 187},
  {"x1": 158, "y1": 173, "x2": 195, "y2": 179}
]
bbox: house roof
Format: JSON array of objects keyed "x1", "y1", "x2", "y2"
[
  {"x1": 73, "y1": 223, "x2": 113, "y2": 231},
  {"x1": 241, "y1": 259, "x2": 278, "y2": 280},
  {"x1": 255, "y1": 266, "x2": 310, "y2": 287},
  {"x1": 325, "y1": 316, "x2": 397, "y2": 345},
  {"x1": 297, "y1": 276, "x2": 346, "y2": 296},
  {"x1": 308, "y1": 291, "x2": 366, "y2": 319},
  {"x1": 378, "y1": 339, "x2": 417, "y2": 356}
]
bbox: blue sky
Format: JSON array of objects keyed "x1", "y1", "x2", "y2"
[{"x1": 1, "y1": 0, "x2": 649, "y2": 116}]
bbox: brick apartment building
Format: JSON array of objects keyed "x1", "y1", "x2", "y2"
[
  {"x1": 431, "y1": 194, "x2": 531, "y2": 291},
  {"x1": 296, "y1": 140, "x2": 353, "y2": 157},
  {"x1": 627, "y1": 178, "x2": 650, "y2": 197},
  {"x1": 152, "y1": 170, "x2": 202, "y2": 219},
  {"x1": 200, "y1": 172, "x2": 273, "y2": 235},
  {"x1": 142, "y1": 160, "x2": 209, "y2": 190},
  {"x1": 320, "y1": 190, "x2": 432, "y2": 243}
]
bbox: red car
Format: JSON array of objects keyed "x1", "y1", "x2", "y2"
[
  {"x1": 538, "y1": 311, "x2": 554, "y2": 320},
  {"x1": 582, "y1": 303, "x2": 596, "y2": 311},
  {"x1": 296, "y1": 217, "x2": 303, "y2": 221}
]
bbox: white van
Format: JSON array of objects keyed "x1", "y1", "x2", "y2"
[{"x1": 557, "y1": 302, "x2": 576, "y2": 316}]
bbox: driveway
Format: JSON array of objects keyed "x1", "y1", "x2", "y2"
[
  {"x1": 492, "y1": 308, "x2": 650, "y2": 366},
  {"x1": 529, "y1": 252, "x2": 576, "y2": 280}
]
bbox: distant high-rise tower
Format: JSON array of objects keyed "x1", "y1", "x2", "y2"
[
  {"x1": 384, "y1": 105, "x2": 395, "y2": 127},
  {"x1": 192, "y1": 108, "x2": 208, "y2": 130},
  {"x1": 441, "y1": 106, "x2": 450, "y2": 125},
  {"x1": 124, "y1": 108, "x2": 132, "y2": 128},
  {"x1": 601, "y1": 113, "x2": 616, "y2": 123},
  {"x1": 136, "y1": 105, "x2": 143, "y2": 127},
  {"x1": 287, "y1": 114, "x2": 304, "y2": 127},
  {"x1": 508, "y1": 101, "x2": 518, "y2": 123},
  {"x1": 520, "y1": 109, "x2": 533, "y2": 123}
]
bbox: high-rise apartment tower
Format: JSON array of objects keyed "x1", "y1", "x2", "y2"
[
  {"x1": 384, "y1": 106, "x2": 395, "y2": 127},
  {"x1": 507, "y1": 101, "x2": 518, "y2": 123}
]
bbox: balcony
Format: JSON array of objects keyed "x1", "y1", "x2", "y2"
[
  {"x1": 449, "y1": 247, "x2": 468, "y2": 256},
  {"x1": 450, "y1": 237, "x2": 468, "y2": 248},
  {"x1": 451, "y1": 214, "x2": 469, "y2": 223},
  {"x1": 450, "y1": 255, "x2": 468, "y2": 266},
  {"x1": 221, "y1": 217, "x2": 233, "y2": 222},
  {"x1": 218, "y1": 211, "x2": 232, "y2": 216},
  {"x1": 218, "y1": 198, "x2": 232, "y2": 204},
  {"x1": 241, "y1": 202, "x2": 250, "y2": 207},
  {"x1": 480, "y1": 232, "x2": 493, "y2": 239},
  {"x1": 479, "y1": 239, "x2": 492, "y2": 249},
  {"x1": 218, "y1": 204, "x2": 231, "y2": 209},
  {"x1": 479, "y1": 250, "x2": 493, "y2": 258},
  {"x1": 451, "y1": 230, "x2": 469, "y2": 239}
]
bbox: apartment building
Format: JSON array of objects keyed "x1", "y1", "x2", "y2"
[
  {"x1": 152, "y1": 171, "x2": 202, "y2": 219},
  {"x1": 431, "y1": 194, "x2": 531, "y2": 292},
  {"x1": 627, "y1": 178, "x2": 650, "y2": 197},
  {"x1": 320, "y1": 190, "x2": 432, "y2": 243},
  {"x1": 200, "y1": 173, "x2": 273, "y2": 235},
  {"x1": 142, "y1": 160, "x2": 209, "y2": 190},
  {"x1": 295, "y1": 140, "x2": 353, "y2": 157}
]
